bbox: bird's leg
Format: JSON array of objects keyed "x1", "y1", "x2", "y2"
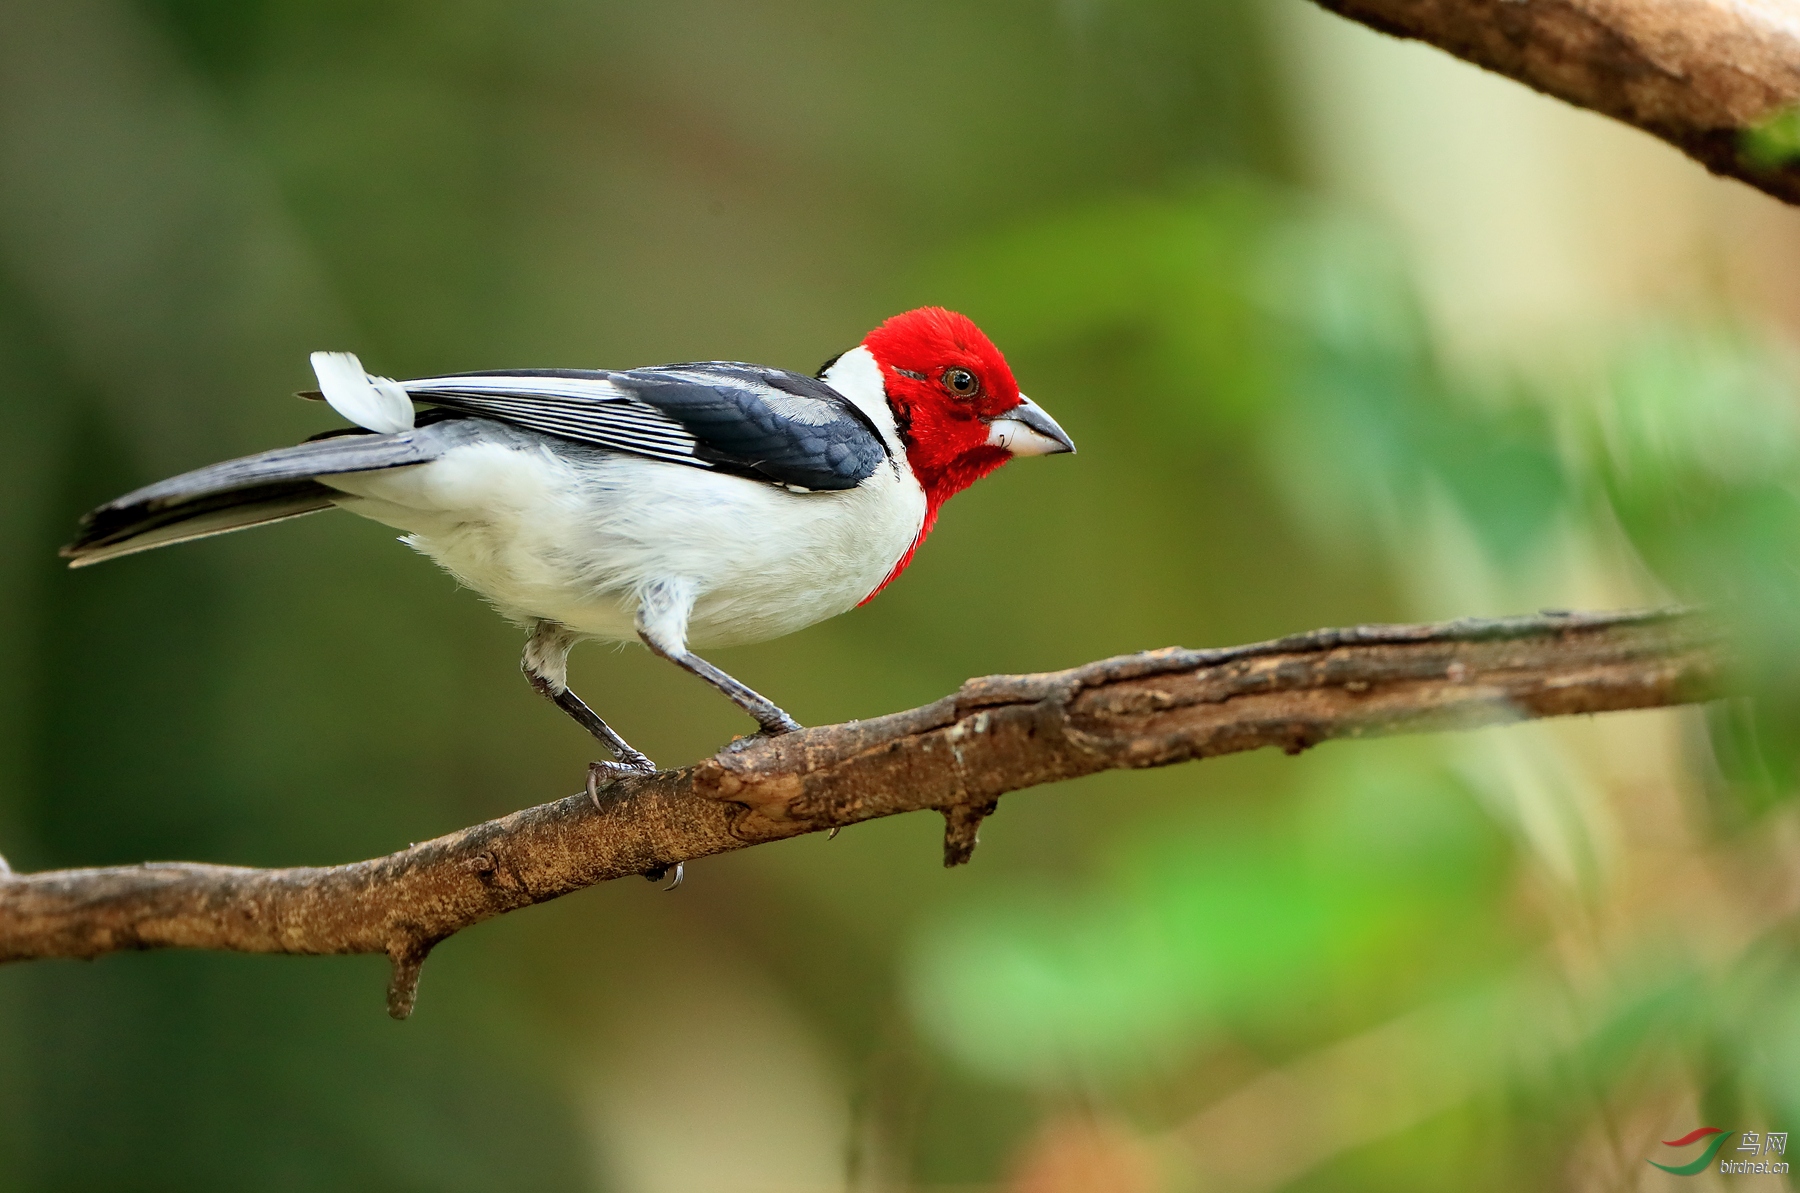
[
  {"x1": 636, "y1": 580, "x2": 802, "y2": 736},
  {"x1": 523, "y1": 620, "x2": 656, "y2": 780},
  {"x1": 648, "y1": 646, "x2": 804, "y2": 736}
]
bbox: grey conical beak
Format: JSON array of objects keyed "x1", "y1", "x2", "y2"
[{"x1": 984, "y1": 395, "x2": 1075, "y2": 456}]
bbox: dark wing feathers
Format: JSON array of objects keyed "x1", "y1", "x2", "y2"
[
  {"x1": 396, "y1": 372, "x2": 699, "y2": 465},
  {"x1": 67, "y1": 361, "x2": 889, "y2": 566},
  {"x1": 401, "y1": 363, "x2": 886, "y2": 491}
]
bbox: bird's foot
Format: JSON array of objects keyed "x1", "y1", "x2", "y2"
[
  {"x1": 723, "y1": 717, "x2": 803, "y2": 755},
  {"x1": 755, "y1": 710, "x2": 803, "y2": 736},
  {"x1": 586, "y1": 754, "x2": 657, "y2": 810},
  {"x1": 642, "y1": 863, "x2": 684, "y2": 891}
]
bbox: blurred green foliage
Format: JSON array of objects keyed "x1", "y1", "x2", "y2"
[
  {"x1": 1588, "y1": 325, "x2": 1800, "y2": 810},
  {"x1": 1743, "y1": 108, "x2": 1800, "y2": 173},
  {"x1": 910, "y1": 746, "x2": 1515, "y2": 1087},
  {"x1": 3, "y1": 1, "x2": 1800, "y2": 1191}
]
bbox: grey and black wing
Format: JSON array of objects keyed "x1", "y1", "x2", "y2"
[{"x1": 399, "y1": 362, "x2": 888, "y2": 492}]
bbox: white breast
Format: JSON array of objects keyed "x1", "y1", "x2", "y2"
[{"x1": 320, "y1": 347, "x2": 923, "y2": 648}]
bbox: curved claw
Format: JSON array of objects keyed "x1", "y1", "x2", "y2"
[
  {"x1": 587, "y1": 756, "x2": 657, "y2": 810},
  {"x1": 641, "y1": 861, "x2": 684, "y2": 890}
]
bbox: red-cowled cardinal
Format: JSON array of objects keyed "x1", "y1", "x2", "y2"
[{"x1": 63, "y1": 307, "x2": 1075, "y2": 779}]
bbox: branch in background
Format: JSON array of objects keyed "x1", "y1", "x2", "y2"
[
  {"x1": 1307, "y1": 0, "x2": 1800, "y2": 206},
  {"x1": 0, "y1": 609, "x2": 1722, "y2": 1017}
]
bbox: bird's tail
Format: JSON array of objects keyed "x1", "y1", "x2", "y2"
[
  {"x1": 61, "y1": 427, "x2": 445, "y2": 567},
  {"x1": 62, "y1": 350, "x2": 440, "y2": 567}
]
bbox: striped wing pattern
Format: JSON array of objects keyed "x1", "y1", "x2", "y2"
[
  {"x1": 399, "y1": 364, "x2": 887, "y2": 491},
  {"x1": 400, "y1": 372, "x2": 700, "y2": 465}
]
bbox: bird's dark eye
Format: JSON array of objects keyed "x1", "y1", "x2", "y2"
[{"x1": 942, "y1": 367, "x2": 979, "y2": 398}]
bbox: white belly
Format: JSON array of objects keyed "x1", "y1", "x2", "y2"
[{"x1": 321, "y1": 437, "x2": 926, "y2": 648}]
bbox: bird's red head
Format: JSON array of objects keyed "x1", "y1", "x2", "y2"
[
  {"x1": 854, "y1": 307, "x2": 1075, "y2": 602},
  {"x1": 862, "y1": 307, "x2": 1025, "y2": 510}
]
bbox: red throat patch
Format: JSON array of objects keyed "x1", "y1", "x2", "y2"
[{"x1": 855, "y1": 308, "x2": 1022, "y2": 604}]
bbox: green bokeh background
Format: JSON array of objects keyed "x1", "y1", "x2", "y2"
[{"x1": 3, "y1": 1, "x2": 1799, "y2": 1189}]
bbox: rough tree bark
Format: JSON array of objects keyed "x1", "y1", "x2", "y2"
[
  {"x1": 0, "y1": 609, "x2": 1722, "y2": 1017},
  {"x1": 1307, "y1": 0, "x2": 1800, "y2": 206}
]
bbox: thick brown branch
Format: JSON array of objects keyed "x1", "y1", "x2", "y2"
[
  {"x1": 1307, "y1": 0, "x2": 1800, "y2": 205},
  {"x1": 0, "y1": 609, "x2": 1723, "y2": 1016}
]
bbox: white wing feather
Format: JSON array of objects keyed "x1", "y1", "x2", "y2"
[{"x1": 310, "y1": 351, "x2": 415, "y2": 434}]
